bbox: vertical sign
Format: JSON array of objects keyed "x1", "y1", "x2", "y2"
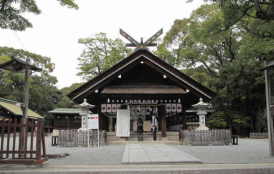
[
  {"x1": 87, "y1": 114, "x2": 99, "y2": 129},
  {"x1": 87, "y1": 114, "x2": 100, "y2": 148}
]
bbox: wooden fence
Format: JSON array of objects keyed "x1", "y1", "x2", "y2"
[
  {"x1": 58, "y1": 129, "x2": 107, "y2": 147},
  {"x1": 0, "y1": 119, "x2": 46, "y2": 164},
  {"x1": 181, "y1": 129, "x2": 231, "y2": 146},
  {"x1": 249, "y1": 132, "x2": 268, "y2": 139}
]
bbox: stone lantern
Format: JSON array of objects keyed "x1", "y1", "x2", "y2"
[
  {"x1": 188, "y1": 98, "x2": 213, "y2": 131},
  {"x1": 78, "y1": 98, "x2": 95, "y2": 130},
  {"x1": 264, "y1": 60, "x2": 274, "y2": 156}
]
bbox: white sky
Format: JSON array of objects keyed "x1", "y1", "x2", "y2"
[{"x1": 0, "y1": 0, "x2": 204, "y2": 89}]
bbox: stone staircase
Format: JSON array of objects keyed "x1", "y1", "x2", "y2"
[{"x1": 106, "y1": 131, "x2": 180, "y2": 144}]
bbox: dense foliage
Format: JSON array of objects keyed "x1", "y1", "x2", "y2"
[
  {"x1": 0, "y1": 0, "x2": 78, "y2": 31},
  {"x1": 77, "y1": 33, "x2": 130, "y2": 80},
  {"x1": 0, "y1": 47, "x2": 73, "y2": 116},
  {"x1": 0, "y1": 0, "x2": 78, "y2": 116},
  {"x1": 157, "y1": 3, "x2": 273, "y2": 134}
]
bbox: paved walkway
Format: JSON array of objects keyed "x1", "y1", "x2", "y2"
[
  {"x1": 43, "y1": 138, "x2": 274, "y2": 165},
  {"x1": 122, "y1": 143, "x2": 201, "y2": 164}
]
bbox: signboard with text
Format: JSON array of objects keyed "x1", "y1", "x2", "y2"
[{"x1": 87, "y1": 114, "x2": 99, "y2": 129}]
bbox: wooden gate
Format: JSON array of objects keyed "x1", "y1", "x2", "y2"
[{"x1": 0, "y1": 118, "x2": 47, "y2": 164}]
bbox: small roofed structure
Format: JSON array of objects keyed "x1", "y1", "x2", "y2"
[
  {"x1": 0, "y1": 56, "x2": 41, "y2": 72},
  {"x1": 48, "y1": 108, "x2": 82, "y2": 129},
  {"x1": 0, "y1": 98, "x2": 43, "y2": 120}
]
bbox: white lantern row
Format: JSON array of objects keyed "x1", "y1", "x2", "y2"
[{"x1": 101, "y1": 103, "x2": 182, "y2": 113}]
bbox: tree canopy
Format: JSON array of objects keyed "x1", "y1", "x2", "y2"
[
  {"x1": 77, "y1": 33, "x2": 130, "y2": 80},
  {"x1": 158, "y1": 3, "x2": 270, "y2": 133},
  {"x1": 0, "y1": 0, "x2": 79, "y2": 115},
  {"x1": 0, "y1": 0, "x2": 78, "y2": 31},
  {"x1": 0, "y1": 47, "x2": 54, "y2": 72}
]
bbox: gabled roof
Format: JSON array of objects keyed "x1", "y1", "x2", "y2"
[
  {"x1": 0, "y1": 56, "x2": 41, "y2": 72},
  {"x1": 68, "y1": 49, "x2": 215, "y2": 101},
  {"x1": 49, "y1": 108, "x2": 82, "y2": 115},
  {"x1": 0, "y1": 98, "x2": 43, "y2": 119}
]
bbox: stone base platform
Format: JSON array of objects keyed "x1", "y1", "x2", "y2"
[{"x1": 122, "y1": 144, "x2": 201, "y2": 164}]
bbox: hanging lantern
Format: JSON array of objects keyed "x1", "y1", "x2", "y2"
[
  {"x1": 166, "y1": 104, "x2": 171, "y2": 113},
  {"x1": 111, "y1": 104, "x2": 117, "y2": 113},
  {"x1": 107, "y1": 104, "x2": 112, "y2": 113},
  {"x1": 176, "y1": 104, "x2": 182, "y2": 113},
  {"x1": 101, "y1": 104, "x2": 107, "y2": 113}
]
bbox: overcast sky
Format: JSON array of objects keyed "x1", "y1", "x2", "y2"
[{"x1": 0, "y1": 0, "x2": 204, "y2": 89}]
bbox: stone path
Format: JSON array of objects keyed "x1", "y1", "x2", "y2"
[{"x1": 122, "y1": 143, "x2": 201, "y2": 164}]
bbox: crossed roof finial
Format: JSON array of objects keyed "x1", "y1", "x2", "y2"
[{"x1": 119, "y1": 28, "x2": 163, "y2": 49}]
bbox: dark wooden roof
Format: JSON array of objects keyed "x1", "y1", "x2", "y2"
[
  {"x1": 48, "y1": 108, "x2": 82, "y2": 115},
  {"x1": 68, "y1": 49, "x2": 215, "y2": 101},
  {"x1": 101, "y1": 85, "x2": 186, "y2": 94},
  {"x1": 0, "y1": 56, "x2": 41, "y2": 72}
]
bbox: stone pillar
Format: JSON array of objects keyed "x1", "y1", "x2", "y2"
[
  {"x1": 158, "y1": 105, "x2": 166, "y2": 137},
  {"x1": 196, "y1": 110, "x2": 209, "y2": 131},
  {"x1": 265, "y1": 63, "x2": 274, "y2": 156}
]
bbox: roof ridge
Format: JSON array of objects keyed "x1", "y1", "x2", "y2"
[{"x1": 0, "y1": 97, "x2": 20, "y2": 104}]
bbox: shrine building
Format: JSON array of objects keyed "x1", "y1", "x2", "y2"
[{"x1": 68, "y1": 48, "x2": 215, "y2": 138}]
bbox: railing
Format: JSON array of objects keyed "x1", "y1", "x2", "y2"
[
  {"x1": 249, "y1": 132, "x2": 268, "y2": 139},
  {"x1": 57, "y1": 129, "x2": 107, "y2": 147},
  {"x1": 0, "y1": 119, "x2": 46, "y2": 164},
  {"x1": 180, "y1": 129, "x2": 231, "y2": 146}
]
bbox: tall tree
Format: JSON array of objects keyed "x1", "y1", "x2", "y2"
[
  {"x1": 159, "y1": 4, "x2": 268, "y2": 133},
  {"x1": 0, "y1": 0, "x2": 78, "y2": 31},
  {"x1": 0, "y1": 70, "x2": 66, "y2": 116},
  {"x1": 0, "y1": 47, "x2": 68, "y2": 115},
  {"x1": 56, "y1": 82, "x2": 83, "y2": 108},
  {"x1": 0, "y1": 47, "x2": 54, "y2": 72},
  {"x1": 78, "y1": 33, "x2": 130, "y2": 80}
]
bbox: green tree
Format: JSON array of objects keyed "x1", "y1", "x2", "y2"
[
  {"x1": 0, "y1": 0, "x2": 78, "y2": 31},
  {"x1": 56, "y1": 82, "x2": 84, "y2": 108},
  {"x1": 61, "y1": 82, "x2": 83, "y2": 95},
  {"x1": 78, "y1": 33, "x2": 130, "y2": 80},
  {"x1": 0, "y1": 47, "x2": 54, "y2": 72},
  {"x1": 159, "y1": 4, "x2": 268, "y2": 133},
  {"x1": 0, "y1": 47, "x2": 71, "y2": 115},
  {"x1": 0, "y1": 71, "x2": 65, "y2": 116}
]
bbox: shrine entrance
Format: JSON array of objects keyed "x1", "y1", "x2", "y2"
[{"x1": 128, "y1": 104, "x2": 158, "y2": 133}]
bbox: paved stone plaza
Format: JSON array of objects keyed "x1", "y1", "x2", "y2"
[
  {"x1": 44, "y1": 137, "x2": 274, "y2": 165},
  {"x1": 122, "y1": 144, "x2": 201, "y2": 164},
  {"x1": 1, "y1": 138, "x2": 274, "y2": 173}
]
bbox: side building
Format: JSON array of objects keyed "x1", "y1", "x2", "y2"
[{"x1": 0, "y1": 97, "x2": 43, "y2": 121}]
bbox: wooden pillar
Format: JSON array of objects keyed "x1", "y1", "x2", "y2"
[
  {"x1": 98, "y1": 105, "x2": 102, "y2": 130},
  {"x1": 20, "y1": 64, "x2": 30, "y2": 153},
  {"x1": 109, "y1": 117, "x2": 113, "y2": 131},
  {"x1": 158, "y1": 105, "x2": 166, "y2": 137}
]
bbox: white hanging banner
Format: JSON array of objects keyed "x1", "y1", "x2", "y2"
[
  {"x1": 87, "y1": 114, "x2": 99, "y2": 129},
  {"x1": 116, "y1": 109, "x2": 130, "y2": 137}
]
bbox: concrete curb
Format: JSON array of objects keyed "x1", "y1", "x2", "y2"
[{"x1": 1, "y1": 163, "x2": 274, "y2": 174}]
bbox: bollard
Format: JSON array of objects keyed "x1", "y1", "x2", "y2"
[{"x1": 232, "y1": 135, "x2": 239, "y2": 145}]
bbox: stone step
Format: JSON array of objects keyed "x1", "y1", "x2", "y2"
[{"x1": 106, "y1": 131, "x2": 180, "y2": 144}]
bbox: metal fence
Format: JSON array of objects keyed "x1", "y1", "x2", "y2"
[
  {"x1": 57, "y1": 129, "x2": 107, "y2": 147},
  {"x1": 0, "y1": 119, "x2": 46, "y2": 164},
  {"x1": 181, "y1": 129, "x2": 231, "y2": 146},
  {"x1": 249, "y1": 132, "x2": 268, "y2": 139}
]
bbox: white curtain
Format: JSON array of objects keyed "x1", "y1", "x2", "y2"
[{"x1": 116, "y1": 109, "x2": 130, "y2": 137}]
